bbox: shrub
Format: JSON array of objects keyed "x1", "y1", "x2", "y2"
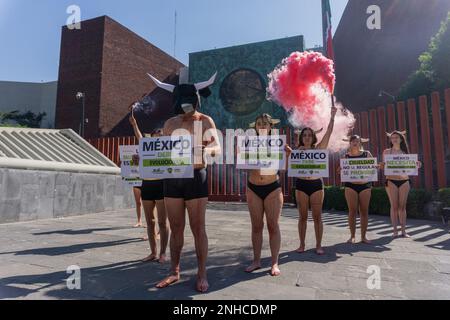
[
  {"x1": 407, "y1": 189, "x2": 433, "y2": 219},
  {"x1": 438, "y1": 188, "x2": 450, "y2": 207},
  {"x1": 324, "y1": 186, "x2": 348, "y2": 211},
  {"x1": 369, "y1": 188, "x2": 390, "y2": 216}
]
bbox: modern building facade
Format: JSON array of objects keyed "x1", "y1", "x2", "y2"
[
  {"x1": 334, "y1": 0, "x2": 450, "y2": 112},
  {"x1": 55, "y1": 15, "x2": 184, "y2": 138},
  {"x1": 0, "y1": 81, "x2": 57, "y2": 128},
  {"x1": 189, "y1": 36, "x2": 305, "y2": 130}
]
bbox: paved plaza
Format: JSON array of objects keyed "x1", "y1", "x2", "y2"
[{"x1": 1, "y1": 203, "x2": 450, "y2": 300}]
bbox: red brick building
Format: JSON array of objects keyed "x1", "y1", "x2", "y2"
[
  {"x1": 334, "y1": 0, "x2": 450, "y2": 112},
  {"x1": 55, "y1": 16, "x2": 184, "y2": 138}
]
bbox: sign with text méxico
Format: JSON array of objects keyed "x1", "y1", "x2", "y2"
[
  {"x1": 340, "y1": 158, "x2": 379, "y2": 182},
  {"x1": 139, "y1": 136, "x2": 194, "y2": 179},
  {"x1": 119, "y1": 145, "x2": 142, "y2": 187},
  {"x1": 236, "y1": 136, "x2": 286, "y2": 170},
  {"x1": 384, "y1": 154, "x2": 419, "y2": 176},
  {"x1": 288, "y1": 150, "x2": 329, "y2": 178}
]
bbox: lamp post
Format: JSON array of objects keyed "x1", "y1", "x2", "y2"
[
  {"x1": 76, "y1": 92, "x2": 86, "y2": 137},
  {"x1": 378, "y1": 90, "x2": 396, "y2": 102}
]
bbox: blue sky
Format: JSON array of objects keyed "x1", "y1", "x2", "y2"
[{"x1": 0, "y1": 0, "x2": 348, "y2": 82}]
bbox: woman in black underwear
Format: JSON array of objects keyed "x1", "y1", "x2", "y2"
[
  {"x1": 129, "y1": 111, "x2": 169, "y2": 264},
  {"x1": 292, "y1": 106, "x2": 337, "y2": 255},
  {"x1": 245, "y1": 114, "x2": 288, "y2": 277},
  {"x1": 340, "y1": 135, "x2": 373, "y2": 244},
  {"x1": 381, "y1": 131, "x2": 422, "y2": 238}
]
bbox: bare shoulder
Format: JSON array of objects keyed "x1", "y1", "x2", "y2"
[
  {"x1": 201, "y1": 114, "x2": 217, "y2": 129},
  {"x1": 164, "y1": 116, "x2": 181, "y2": 133},
  {"x1": 382, "y1": 148, "x2": 391, "y2": 155}
]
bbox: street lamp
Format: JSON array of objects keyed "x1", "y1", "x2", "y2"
[
  {"x1": 378, "y1": 90, "x2": 396, "y2": 102},
  {"x1": 76, "y1": 92, "x2": 86, "y2": 137}
]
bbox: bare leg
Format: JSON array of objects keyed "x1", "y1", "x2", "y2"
[
  {"x1": 264, "y1": 188, "x2": 283, "y2": 277},
  {"x1": 156, "y1": 200, "x2": 169, "y2": 263},
  {"x1": 296, "y1": 191, "x2": 309, "y2": 253},
  {"x1": 398, "y1": 182, "x2": 411, "y2": 238},
  {"x1": 142, "y1": 201, "x2": 157, "y2": 262},
  {"x1": 310, "y1": 190, "x2": 325, "y2": 255},
  {"x1": 133, "y1": 187, "x2": 142, "y2": 227},
  {"x1": 386, "y1": 182, "x2": 400, "y2": 238},
  {"x1": 246, "y1": 188, "x2": 264, "y2": 273},
  {"x1": 359, "y1": 189, "x2": 372, "y2": 244},
  {"x1": 345, "y1": 188, "x2": 358, "y2": 244},
  {"x1": 156, "y1": 198, "x2": 185, "y2": 289},
  {"x1": 186, "y1": 197, "x2": 209, "y2": 293}
]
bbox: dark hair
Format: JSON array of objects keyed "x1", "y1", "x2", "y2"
[
  {"x1": 349, "y1": 135, "x2": 365, "y2": 151},
  {"x1": 299, "y1": 128, "x2": 318, "y2": 148},
  {"x1": 389, "y1": 131, "x2": 410, "y2": 154},
  {"x1": 254, "y1": 114, "x2": 274, "y2": 136},
  {"x1": 151, "y1": 128, "x2": 163, "y2": 137}
]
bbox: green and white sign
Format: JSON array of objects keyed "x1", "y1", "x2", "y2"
[
  {"x1": 384, "y1": 154, "x2": 418, "y2": 176},
  {"x1": 289, "y1": 150, "x2": 329, "y2": 178},
  {"x1": 340, "y1": 158, "x2": 379, "y2": 182},
  {"x1": 236, "y1": 136, "x2": 286, "y2": 170},
  {"x1": 139, "y1": 136, "x2": 194, "y2": 179},
  {"x1": 119, "y1": 145, "x2": 142, "y2": 187}
]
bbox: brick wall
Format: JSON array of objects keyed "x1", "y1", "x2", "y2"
[{"x1": 55, "y1": 16, "x2": 185, "y2": 139}]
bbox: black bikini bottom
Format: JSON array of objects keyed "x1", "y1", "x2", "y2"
[
  {"x1": 295, "y1": 179, "x2": 324, "y2": 197},
  {"x1": 345, "y1": 182, "x2": 372, "y2": 194},
  {"x1": 386, "y1": 179, "x2": 410, "y2": 188},
  {"x1": 247, "y1": 181, "x2": 281, "y2": 201}
]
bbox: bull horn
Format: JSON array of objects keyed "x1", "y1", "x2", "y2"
[{"x1": 147, "y1": 73, "x2": 176, "y2": 93}]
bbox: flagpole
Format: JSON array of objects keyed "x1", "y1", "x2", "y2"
[{"x1": 322, "y1": 0, "x2": 336, "y2": 109}]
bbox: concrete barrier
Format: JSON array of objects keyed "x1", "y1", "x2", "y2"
[{"x1": 0, "y1": 168, "x2": 135, "y2": 224}]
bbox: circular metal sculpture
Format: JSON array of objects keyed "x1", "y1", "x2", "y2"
[{"x1": 219, "y1": 69, "x2": 266, "y2": 116}]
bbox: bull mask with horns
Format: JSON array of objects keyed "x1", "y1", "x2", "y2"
[{"x1": 147, "y1": 71, "x2": 217, "y2": 115}]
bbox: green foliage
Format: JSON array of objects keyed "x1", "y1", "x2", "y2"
[
  {"x1": 0, "y1": 110, "x2": 46, "y2": 128},
  {"x1": 323, "y1": 186, "x2": 348, "y2": 211},
  {"x1": 438, "y1": 188, "x2": 450, "y2": 207},
  {"x1": 398, "y1": 12, "x2": 450, "y2": 99},
  {"x1": 407, "y1": 189, "x2": 433, "y2": 219},
  {"x1": 369, "y1": 188, "x2": 390, "y2": 216}
]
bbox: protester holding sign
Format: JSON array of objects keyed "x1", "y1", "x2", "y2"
[
  {"x1": 339, "y1": 135, "x2": 375, "y2": 245},
  {"x1": 286, "y1": 106, "x2": 337, "y2": 256},
  {"x1": 243, "y1": 114, "x2": 289, "y2": 277},
  {"x1": 381, "y1": 131, "x2": 422, "y2": 239},
  {"x1": 129, "y1": 111, "x2": 169, "y2": 263},
  {"x1": 148, "y1": 71, "x2": 221, "y2": 293}
]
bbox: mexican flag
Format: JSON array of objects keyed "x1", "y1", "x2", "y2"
[{"x1": 322, "y1": 0, "x2": 335, "y2": 61}]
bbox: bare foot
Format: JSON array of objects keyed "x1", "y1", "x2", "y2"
[
  {"x1": 392, "y1": 232, "x2": 399, "y2": 239},
  {"x1": 196, "y1": 276, "x2": 209, "y2": 293},
  {"x1": 296, "y1": 245, "x2": 306, "y2": 253},
  {"x1": 245, "y1": 262, "x2": 262, "y2": 273},
  {"x1": 142, "y1": 236, "x2": 149, "y2": 241},
  {"x1": 142, "y1": 254, "x2": 157, "y2": 263},
  {"x1": 156, "y1": 274, "x2": 180, "y2": 289},
  {"x1": 158, "y1": 254, "x2": 167, "y2": 264},
  {"x1": 270, "y1": 265, "x2": 281, "y2": 277},
  {"x1": 401, "y1": 232, "x2": 411, "y2": 239},
  {"x1": 134, "y1": 223, "x2": 142, "y2": 228},
  {"x1": 347, "y1": 237, "x2": 356, "y2": 244},
  {"x1": 316, "y1": 248, "x2": 325, "y2": 255},
  {"x1": 361, "y1": 238, "x2": 372, "y2": 244}
]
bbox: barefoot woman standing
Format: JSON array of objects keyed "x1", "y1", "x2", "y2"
[
  {"x1": 245, "y1": 114, "x2": 288, "y2": 277},
  {"x1": 293, "y1": 106, "x2": 337, "y2": 255}
]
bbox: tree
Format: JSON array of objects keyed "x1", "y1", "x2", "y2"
[
  {"x1": 398, "y1": 12, "x2": 450, "y2": 99},
  {"x1": 0, "y1": 110, "x2": 47, "y2": 128}
]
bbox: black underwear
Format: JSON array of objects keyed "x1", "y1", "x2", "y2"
[
  {"x1": 247, "y1": 181, "x2": 281, "y2": 201},
  {"x1": 141, "y1": 180, "x2": 165, "y2": 201},
  {"x1": 345, "y1": 182, "x2": 372, "y2": 194},
  {"x1": 386, "y1": 180, "x2": 410, "y2": 188},
  {"x1": 295, "y1": 179, "x2": 324, "y2": 197},
  {"x1": 164, "y1": 169, "x2": 209, "y2": 201}
]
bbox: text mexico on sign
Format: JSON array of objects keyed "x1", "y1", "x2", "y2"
[
  {"x1": 288, "y1": 150, "x2": 329, "y2": 178},
  {"x1": 139, "y1": 136, "x2": 194, "y2": 179},
  {"x1": 384, "y1": 154, "x2": 419, "y2": 176},
  {"x1": 236, "y1": 136, "x2": 287, "y2": 171}
]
